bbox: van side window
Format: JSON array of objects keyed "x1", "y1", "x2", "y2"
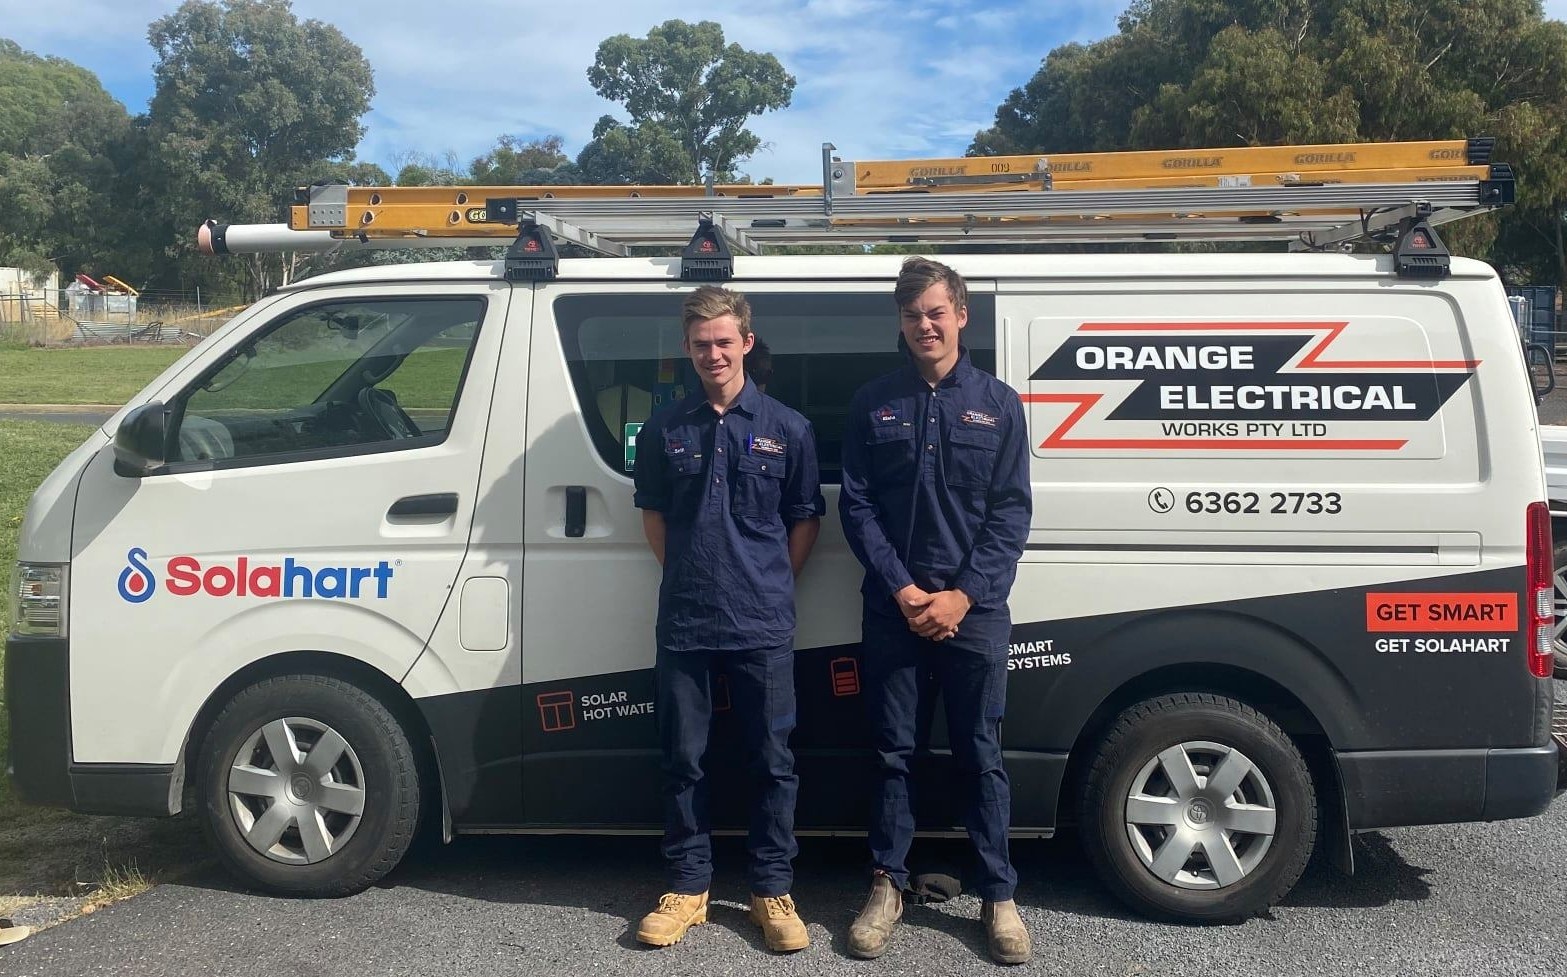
[
  {"x1": 169, "y1": 297, "x2": 485, "y2": 467},
  {"x1": 555, "y1": 292, "x2": 996, "y2": 483}
]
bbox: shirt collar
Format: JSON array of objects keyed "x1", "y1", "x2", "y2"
[
  {"x1": 732, "y1": 377, "x2": 763, "y2": 417},
  {"x1": 904, "y1": 346, "x2": 975, "y2": 390},
  {"x1": 682, "y1": 376, "x2": 761, "y2": 418}
]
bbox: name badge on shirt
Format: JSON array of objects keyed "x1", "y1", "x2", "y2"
[
  {"x1": 874, "y1": 406, "x2": 908, "y2": 426},
  {"x1": 748, "y1": 435, "x2": 787, "y2": 458},
  {"x1": 961, "y1": 409, "x2": 999, "y2": 429},
  {"x1": 664, "y1": 437, "x2": 690, "y2": 456}
]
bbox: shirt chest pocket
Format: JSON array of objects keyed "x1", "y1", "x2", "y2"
[
  {"x1": 664, "y1": 438, "x2": 704, "y2": 478},
  {"x1": 946, "y1": 424, "x2": 1000, "y2": 489},
  {"x1": 734, "y1": 454, "x2": 785, "y2": 519},
  {"x1": 866, "y1": 421, "x2": 916, "y2": 484}
]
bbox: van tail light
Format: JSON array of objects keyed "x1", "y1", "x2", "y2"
[{"x1": 1526, "y1": 501, "x2": 1553, "y2": 678}]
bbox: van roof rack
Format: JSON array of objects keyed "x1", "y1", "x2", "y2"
[{"x1": 200, "y1": 137, "x2": 1513, "y2": 280}]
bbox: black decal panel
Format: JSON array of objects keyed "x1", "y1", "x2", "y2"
[{"x1": 432, "y1": 567, "x2": 1546, "y2": 831}]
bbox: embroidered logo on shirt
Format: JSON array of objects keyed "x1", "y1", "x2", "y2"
[
  {"x1": 874, "y1": 406, "x2": 906, "y2": 425},
  {"x1": 961, "y1": 409, "x2": 999, "y2": 428},
  {"x1": 664, "y1": 437, "x2": 690, "y2": 456},
  {"x1": 748, "y1": 435, "x2": 788, "y2": 458}
]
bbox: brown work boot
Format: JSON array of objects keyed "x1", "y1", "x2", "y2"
[
  {"x1": 749, "y1": 893, "x2": 810, "y2": 952},
  {"x1": 635, "y1": 891, "x2": 709, "y2": 947},
  {"x1": 981, "y1": 899, "x2": 1031, "y2": 965},
  {"x1": 847, "y1": 873, "x2": 903, "y2": 959}
]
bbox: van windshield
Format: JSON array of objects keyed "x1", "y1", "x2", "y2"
[{"x1": 169, "y1": 297, "x2": 485, "y2": 465}]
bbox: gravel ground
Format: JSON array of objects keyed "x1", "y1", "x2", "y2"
[{"x1": 3, "y1": 812, "x2": 1562, "y2": 977}]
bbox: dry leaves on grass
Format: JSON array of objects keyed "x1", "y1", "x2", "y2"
[{"x1": 0, "y1": 808, "x2": 208, "y2": 932}]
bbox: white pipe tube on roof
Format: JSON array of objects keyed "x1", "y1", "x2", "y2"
[{"x1": 196, "y1": 221, "x2": 497, "y2": 255}]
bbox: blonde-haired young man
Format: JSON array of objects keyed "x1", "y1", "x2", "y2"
[{"x1": 632, "y1": 285, "x2": 824, "y2": 952}]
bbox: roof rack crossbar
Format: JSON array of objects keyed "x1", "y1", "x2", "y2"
[
  {"x1": 702, "y1": 211, "x2": 760, "y2": 256},
  {"x1": 484, "y1": 199, "x2": 629, "y2": 257},
  {"x1": 1289, "y1": 202, "x2": 1429, "y2": 252},
  {"x1": 519, "y1": 209, "x2": 629, "y2": 258}
]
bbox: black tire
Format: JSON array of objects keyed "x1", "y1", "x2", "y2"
[
  {"x1": 197, "y1": 674, "x2": 421, "y2": 896},
  {"x1": 1552, "y1": 541, "x2": 1567, "y2": 679},
  {"x1": 1079, "y1": 693, "x2": 1316, "y2": 924}
]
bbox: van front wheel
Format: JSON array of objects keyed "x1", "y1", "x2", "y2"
[
  {"x1": 1080, "y1": 693, "x2": 1316, "y2": 923},
  {"x1": 197, "y1": 674, "x2": 421, "y2": 896}
]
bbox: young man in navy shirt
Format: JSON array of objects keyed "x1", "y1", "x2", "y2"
[
  {"x1": 632, "y1": 286, "x2": 824, "y2": 952},
  {"x1": 839, "y1": 257, "x2": 1034, "y2": 964}
]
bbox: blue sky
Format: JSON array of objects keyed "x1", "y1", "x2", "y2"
[
  {"x1": 4, "y1": 0, "x2": 1567, "y2": 183},
  {"x1": 0, "y1": 0, "x2": 1121, "y2": 181}
]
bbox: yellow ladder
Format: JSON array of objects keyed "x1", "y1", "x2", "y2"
[{"x1": 197, "y1": 138, "x2": 1514, "y2": 258}]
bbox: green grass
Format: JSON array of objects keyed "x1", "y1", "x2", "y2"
[
  {"x1": 0, "y1": 348, "x2": 187, "y2": 405},
  {"x1": 1, "y1": 421, "x2": 98, "y2": 813},
  {"x1": 195, "y1": 345, "x2": 467, "y2": 412},
  {"x1": 0, "y1": 345, "x2": 466, "y2": 412}
]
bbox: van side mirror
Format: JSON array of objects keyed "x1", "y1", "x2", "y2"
[{"x1": 113, "y1": 402, "x2": 173, "y2": 478}]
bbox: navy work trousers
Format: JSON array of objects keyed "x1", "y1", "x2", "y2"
[
  {"x1": 862, "y1": 605, "x2": 1018, "y2": 902},
  {"x1": 655, "y1": 641, "x2": 799, "y2": 897}
]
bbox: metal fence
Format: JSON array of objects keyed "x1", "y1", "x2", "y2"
[
  {"x1": 0, "y1": 287, "x2": 238, "y2": 346},
  {"x1": 1507, "y1": 286, "x2": 1565, "y2": 358}
]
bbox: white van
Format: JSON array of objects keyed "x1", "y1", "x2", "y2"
[{"x1": 8, "y1": 244, "x2": 1565, "y2": 922}]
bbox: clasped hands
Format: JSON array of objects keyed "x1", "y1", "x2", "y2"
[{"x1": 895, "y1": 584, "x2": 972, "y2": 641}]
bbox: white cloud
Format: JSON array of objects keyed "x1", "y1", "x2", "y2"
[
  {"x1": 339, "y1": 0, "x2": 1104, "y2": 180},
  {"x1": 3, "y1": 0, "x2": 1121, "y2": 181},
  {"x1": 14, "y1": 0, "x2": 1563, "y2": 182}
]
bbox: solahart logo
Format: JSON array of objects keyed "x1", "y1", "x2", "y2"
[
  {"x1": 117, "y1": 549, "x2": 395, "y2": 602},
  {"x1": 117, "y1": 548, "x2": 156, "y2": 603}
]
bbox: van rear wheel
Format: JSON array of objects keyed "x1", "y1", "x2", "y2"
[
  {"x1": 197, "y1": 674, "x2": 421, "y2": 896},
  {"x1": 1080, "y1": 693, "x2": 1316, "y2": 923}
]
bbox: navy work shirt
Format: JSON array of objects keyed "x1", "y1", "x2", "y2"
[
  {"x1": 839, "y1": 348, "x2": 1032, "y2": 615},
  {"x1": 634, "y1": 378, "x2": 825, "y2": 652}
]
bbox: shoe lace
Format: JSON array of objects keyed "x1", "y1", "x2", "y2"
[
  {"x1": 759, "y1": 894, "x2": 796, "y2": 918},
  {"x1": 656, "y1": 893, "x2": 693, "y2": 914}
]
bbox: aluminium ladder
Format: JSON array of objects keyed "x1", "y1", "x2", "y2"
[{"x1": 199, "y1": 138, "x2": 1513, "y2": 265}]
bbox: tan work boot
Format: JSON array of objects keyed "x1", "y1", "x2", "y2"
[
  {"x1": 635, "y1": 891, "x2": 709, "y2": 947},
  {"x1": 981, "y1": 899, "x2": 1031, "y2": 965},
  {"x1": 749, "y1": 893, "x2": 810, "y2": 952},
  {"x1": 847, "y1": 873, "x2": 903, "y2": 959}
]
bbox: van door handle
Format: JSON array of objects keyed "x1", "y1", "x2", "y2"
[
  {"x1": 388, "y1": 493, "x2": 458, "y2": 518},
  {"x1": 564, "y1": 486, "x2": 587, "y2": 538}
]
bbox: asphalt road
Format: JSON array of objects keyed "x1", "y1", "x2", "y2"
[{"x1": 5, "y1": 692, "x2": 1563, "y2": 977}]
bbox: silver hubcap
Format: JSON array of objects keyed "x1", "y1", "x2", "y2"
[
  {"x1": 226, "y1": 717, "x2": 366, "y2": 864},
  {"x1": 1124, "y1": 740, "x2": 1277, "y2": 890},
  {"x1": 1552, "y1": 567, "x2": 1567, "y2": 655}
]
